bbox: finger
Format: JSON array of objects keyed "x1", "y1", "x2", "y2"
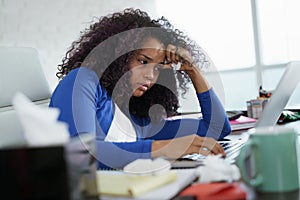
[
  {"x1": 198, "y1": 147, "x2": 211, "y2": 156},
  {"x1": 209, "y1": 141, "x2": 226, "y2": 157},
  {"x1": 167, "y1": 45, "x2": 182, "y2": 64},
  {"x1": 211, "y1": 143, "x2": 226, "y2": 157},
  {"x1": 198, "y1": 138, "x2": 225, "y2": 157},
  {"x1": 165, "y1": 44, "x2": 177, "y2": 63},
  {"x1": 170, "y1": 47, "x2": 177, "y2": 62},
  {"x1": 171, "y1": 62, "x2": 182, "y2": 70},
  {"x1": 199, "y1": 144, "x2": 225, "y2": 158},
  {"x1": 175, "y1": 47, "x2": 195, "y2": 67},
  {"x1": 174, "y1": 47, "x2": 181, "y2": 62},
  {"x1": 163, "y1": 62, "x2": 172, "y2": 69}
]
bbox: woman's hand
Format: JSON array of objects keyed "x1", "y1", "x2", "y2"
[
  {"x1": 164, "y1": 44, "x2": 211, "y2": 93},
  {"x1": 151, "y1": 134, "x2": 225, "y2": 159},
  {"x1": 164, "y1": 44, "x2": 196, "y2": 72}
]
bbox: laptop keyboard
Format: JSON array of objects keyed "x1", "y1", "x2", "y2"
[
  {"x1": 179, "y1": 140, "x2": 246, "y2": 164},
  {"x1": 220, "y1": 141, "x2": 246, "y2": 162}
]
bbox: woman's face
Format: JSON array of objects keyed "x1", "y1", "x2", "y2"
[{"x1": 129, "y1": 37, "x2": 166, "y2": 97}]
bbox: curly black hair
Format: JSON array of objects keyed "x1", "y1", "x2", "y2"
[{"x1": 57, "y1": 8, "x2": 208, "y2": 121}]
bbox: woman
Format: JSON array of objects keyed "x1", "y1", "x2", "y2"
[{"x1": 50, "y1": 8, "x2": 231, "y2": 169}]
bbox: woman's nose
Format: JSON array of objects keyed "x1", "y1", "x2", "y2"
[{"x1": 143, "y1": 65, "x2": 155, "y2": 80}]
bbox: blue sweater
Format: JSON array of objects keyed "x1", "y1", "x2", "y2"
[{"x1": 50, "y1": 67, "x2": 231, "y2": 169}]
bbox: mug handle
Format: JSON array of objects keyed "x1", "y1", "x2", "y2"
[{"x1": 237, "y1": 140, "x2": 263, "y2": 187}]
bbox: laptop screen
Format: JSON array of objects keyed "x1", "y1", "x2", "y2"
[{"x1": 256, "y1": 61, "x2": 300, "y2": 127}]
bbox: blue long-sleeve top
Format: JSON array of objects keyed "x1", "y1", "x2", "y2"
[{"x1": 49, "y1": 67, "x2": 231, "y2": 169}]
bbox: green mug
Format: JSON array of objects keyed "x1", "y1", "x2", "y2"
[{"x1": 237, "y1": 126, "x2": 300, "y2": 192}]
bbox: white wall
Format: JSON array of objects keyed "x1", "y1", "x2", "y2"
[
  {"x1": 0, "y1": 0, "x2": 158, "y2": 90},
  {"x1": 0, "y1": 0, "x2": 227, "y2": 112}
]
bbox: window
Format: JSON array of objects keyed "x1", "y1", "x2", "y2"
[
  {"x1": 155, "y1": 0, "x2": 255, "y2": 70},
  {"x1": 155, "y1": 0, "x2": 300, "y2": 69},
  {"x1": 257, "y1": 0, "x2": 300, "y2": 65}
]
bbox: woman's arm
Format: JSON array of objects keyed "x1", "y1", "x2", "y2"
[
  {"x1": 145, "y1": 74, "x2": 229, "y2": 160},
  {"x1": 184, "y1": 61, "x2": 211, "y2": 93},
  {"x1": 151, "y1": 134, "x2": 225, "y2": 159},
  {"x1": 144, "y1": 45, "x2": 231, "y2": 140},
  {"x1": 50, "y1": 67, "x2": 228, "y2": 169},
  {"x1": 145, "y1": 88, "x2": 231, "y2": 140},
  {"x1": 49, "y1": 68, "x2": 100, "y2": 136},
  {"x1": 96, "y1": 140, "x2": 153, "y2": 169},
  {"x1": 50, "y1": 67, "x2": 157, "y2": 169},
  {"x1": 148, "y1": 85, "x2": 229, "y2": 160},
  {"x1": 176, "y1": 46, "x2": 231, "y2": 138},
  {"x1": 165, "y1": 45, "x2": 211, "y2": 93}
]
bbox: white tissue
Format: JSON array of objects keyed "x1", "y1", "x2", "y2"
[
  {"x1": 197, "y1": 155, "x2": 241, "y2": 183},
  {"x1": 12, "y1": 92, "x2": 69, "y2": 147},
  {"x1": 123, "y1": 158, "x2": 171, "y2": 175},
  {"x1": 171, "y1": 62, "x2": 182, "y2": 71}
]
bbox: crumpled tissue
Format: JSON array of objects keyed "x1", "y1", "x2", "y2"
[
  {"x1": 123, "y1": 158, "x2": 171, "y2": 175},
  {"x1": 12, "y1": 92, "x2": 69, "y2": 146},
  {"x1": 196, "y1": 155, "x2": 241, "y2": 183}
]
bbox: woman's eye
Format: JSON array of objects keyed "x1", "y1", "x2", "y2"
[{"x1": 139, "y1": 60, "x2": 147, "y2": 65}]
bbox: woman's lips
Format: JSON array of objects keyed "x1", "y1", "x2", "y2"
[
  {"x1": 137, "y1": 83, "x2": 150, "y2": 91},
  {"x1": 138, "y1": 85, "x2": 148, "y2": 91}
]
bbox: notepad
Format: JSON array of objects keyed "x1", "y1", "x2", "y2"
[
  {"x1": 230, "y1": 115, "x2": 257, "y2": 131},
  {"x1": 97, "y1": 170, "x2": 177, "y2": 197}
]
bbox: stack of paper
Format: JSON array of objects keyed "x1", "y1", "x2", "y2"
[
  {"x1": 230, "y1": 115, "x2": 257, "y2": 131},
  {"x1": 97, "y1": 170, "x2": 177, "y2": 197}
]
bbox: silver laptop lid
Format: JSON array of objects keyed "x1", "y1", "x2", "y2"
[{"x1": 256, "y1": 61, "x2": 300, "y2": 127}]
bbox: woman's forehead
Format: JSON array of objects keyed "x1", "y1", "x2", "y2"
[{"x1": 141, "y1": 37, "x2": 165, "y2": 50}]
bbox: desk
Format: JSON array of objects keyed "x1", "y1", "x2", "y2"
[
  {"x1": 174, "y1": 183, "x2": 300, "y2": 200},
  {"x1": 68, "y1": 114, "x2": 300, "y2": 199},
  {"x1": 3, "y1": 125, "x2": 289, "y2": 200},
  {"x1": 240, "y1": 183, "x2": 300, "y2": 200},
  {"x1": 91, "y1": 121, "x2": 300, "y2": 200}
]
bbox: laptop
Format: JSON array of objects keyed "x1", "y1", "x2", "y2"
[{"x1": 172, "y1": 61, "x2": 300, "y2": 168}]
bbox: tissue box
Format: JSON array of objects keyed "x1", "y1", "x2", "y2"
[{"x1": 0, "y1": 146, "x2": 70, "y2": 200}]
